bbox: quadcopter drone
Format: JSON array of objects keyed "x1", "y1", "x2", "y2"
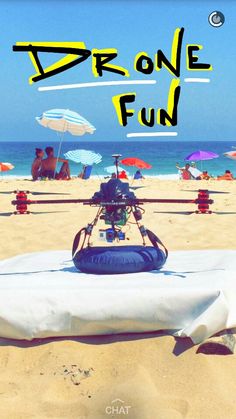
[{"x1": 2, "y1": 154, "x2": 227, "y2": 274}]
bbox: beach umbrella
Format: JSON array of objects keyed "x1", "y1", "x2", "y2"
[
  {"x1": 223, "y1": 151, "x2": 236, "y2": 160},
  {"x1": 104, "y1": 165, "x2": 129, "y2": 175},
  {"x1": 185, "y1": 150, "x2": 219, "y2": 170},
  {"x1": 120, "y1": 157, "x2": 152, "y2": 169},
  {"x1": 64, "y1": 149, "x2": 102, "y2": 165},
  {"x1": 36, "y1": 109, "x2": 95, "y2": 135},
  {"x1": 0, "y1": 162, "x2": 14, "y2": 172},
  {"x1": 185, "y1": 150, "x2": 219, "y2": 161},
  {"x1": 36, "y1": 108, "x2": 95, "y2": 175}
]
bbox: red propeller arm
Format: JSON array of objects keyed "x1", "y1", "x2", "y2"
[
  {"x1": 11, "y1": 190, "x2": 213, "y2": 215},
  {"x1": 12, "y1": 197, "x2": 214, "y2": 206}
]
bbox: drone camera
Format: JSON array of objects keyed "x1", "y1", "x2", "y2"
[{"x1": 99, "y1": 228, "x2": 125, "y2": 243}]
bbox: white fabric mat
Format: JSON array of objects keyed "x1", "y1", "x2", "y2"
[{"x1": 0, "y1": 250, "x2": 236, "y2": 343}]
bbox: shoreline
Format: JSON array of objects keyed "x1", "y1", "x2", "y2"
[{"x1": 0, "y1": 174, "x2": 180, "y2": 180}]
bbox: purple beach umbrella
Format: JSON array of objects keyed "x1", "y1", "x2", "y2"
[
  {"x1": 185, "y1": 150, "x2": 219, "y2": 171},
  {"x1": 185, "y1": 150, "x2": 219, "y2": 161}
]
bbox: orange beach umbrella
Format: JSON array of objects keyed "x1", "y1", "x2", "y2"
[{"x1": 0, "y1": 162, "x2": 14, "y2": 172}]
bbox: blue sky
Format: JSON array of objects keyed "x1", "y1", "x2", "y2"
[{"x1": 0, "y1": 0, "x2": 235, "y2": 142}]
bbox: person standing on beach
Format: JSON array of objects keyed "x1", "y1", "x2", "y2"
[
  {"x1": 41, "y1": 146, "x2": 71, "y2": 179},
  {"x1": 31, "y1": 148, "x2": 44, "y2": 181}
]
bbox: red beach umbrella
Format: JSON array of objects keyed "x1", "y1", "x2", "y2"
[
  {"x1": 120, "y1": 157, "x2": 152, "y2": 169},
  {"x1": 224, "y1": 151, "x2": 236, "y2": 160}
]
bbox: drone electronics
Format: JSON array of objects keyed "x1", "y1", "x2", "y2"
[{"x1": 8, "y1": 155, "x2": 218, "y2": 275}]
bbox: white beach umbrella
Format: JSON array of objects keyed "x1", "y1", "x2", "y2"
[
  {"x1": 104, "y1": 165, "x2": 129, "y2": 175},
  {"x1": 36, "y1": 109, "x2": 95, "y2": 135}
]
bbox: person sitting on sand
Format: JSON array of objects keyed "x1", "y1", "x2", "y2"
[
  {"x1": 176, "y1": 163, "x2": 193, "y2": 180},
  {"x1": 217, "y1": 170, "x2": 234, "y2": 181},
  {"x1": 201, "y1": 171, "x2": 212, "y2": 180},
  {"x1": 31, "y1": 148, "x2": 44, "y2": 181},
  {"x1": 134, "y1": 170, "x2": 145, "y2": 180},
  {"x1": 40, "y1": 146, "x2": 71, "y2": 180}
]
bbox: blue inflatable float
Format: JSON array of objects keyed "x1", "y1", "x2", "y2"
[{"x1": 73, "y1": 245, "x2": 167, "y2": 275}]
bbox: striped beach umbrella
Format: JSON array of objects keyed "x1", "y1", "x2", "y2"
[
  {"x1": 0, "y1": 162, "x2": 14, "y2": 172},
  {"x1": 64, "y1": 149, "x2": 102, "y2": 165},
  {"x1": 36, "y1": 109, "x2": 95, "y2": 136},
  {"x1": 36, "y1": 109, "x2": 95, "y2": 175}
]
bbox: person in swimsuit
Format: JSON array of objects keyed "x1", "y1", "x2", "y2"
[
  {"x1": 118, "y1": 170, "x2": 128, "y2": 179},
  {"x1": 31, "y1": 148, "x2": 44, "y2": 181},
  {"x1": 217, "y1": 170, "x2": 234, "y2": 180},
  {"x1": 41, "y1": 146, "x2": 71, "y2": 179},
  {"x1": 176, "y1": 163, "x2": 192, "y2": 180}
]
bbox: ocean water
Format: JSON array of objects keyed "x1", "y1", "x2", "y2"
[{"x1": 1, "y1": 140, "x2": 236, "y2": 179}]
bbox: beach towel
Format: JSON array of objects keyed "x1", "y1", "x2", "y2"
[{"x1": 0, "y1": 249, "x2": 236, "y2": 344}]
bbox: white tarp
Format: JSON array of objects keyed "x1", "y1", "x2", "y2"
[{"x1": 0, "y1": 250, "x2": 236, "y2": 343}]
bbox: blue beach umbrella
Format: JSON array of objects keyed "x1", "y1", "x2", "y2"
[{"x1": 64, "y1": 149, "x2": 102, "y2": 165}]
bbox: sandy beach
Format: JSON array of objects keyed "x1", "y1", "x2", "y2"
[{"x1": 1, "y1": 178, "x2": 236, "y2": 418}]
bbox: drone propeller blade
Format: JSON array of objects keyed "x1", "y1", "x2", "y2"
[
  {"x1": 213, "y1": 211, "x2": 236, "y2": 215},
  {"x1": 30, "y1": 210, "x2": 70, "y2": 215},
  {"x1": 0, "y1": 191, "x2": 71, "y2": 196},
  {"x1": 0, "y1": 210, "x2": 70, "y2": 216},
  {"x1": 0, "y1": 212, "x2": 14, "y2": 217},
  {"x1": 181, "y1": 189, "x2": 229, "y2": 195},
  {"x1": 153, "y1": 211, "x2": 194, "y2": 215},
  {"x1": 30, "y1": 192, "x2": 71, "y2": 196}
]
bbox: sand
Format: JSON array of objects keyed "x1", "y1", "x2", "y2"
[{"x1": 0, "y1": 177, "x2": 236, "y2": 419}]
